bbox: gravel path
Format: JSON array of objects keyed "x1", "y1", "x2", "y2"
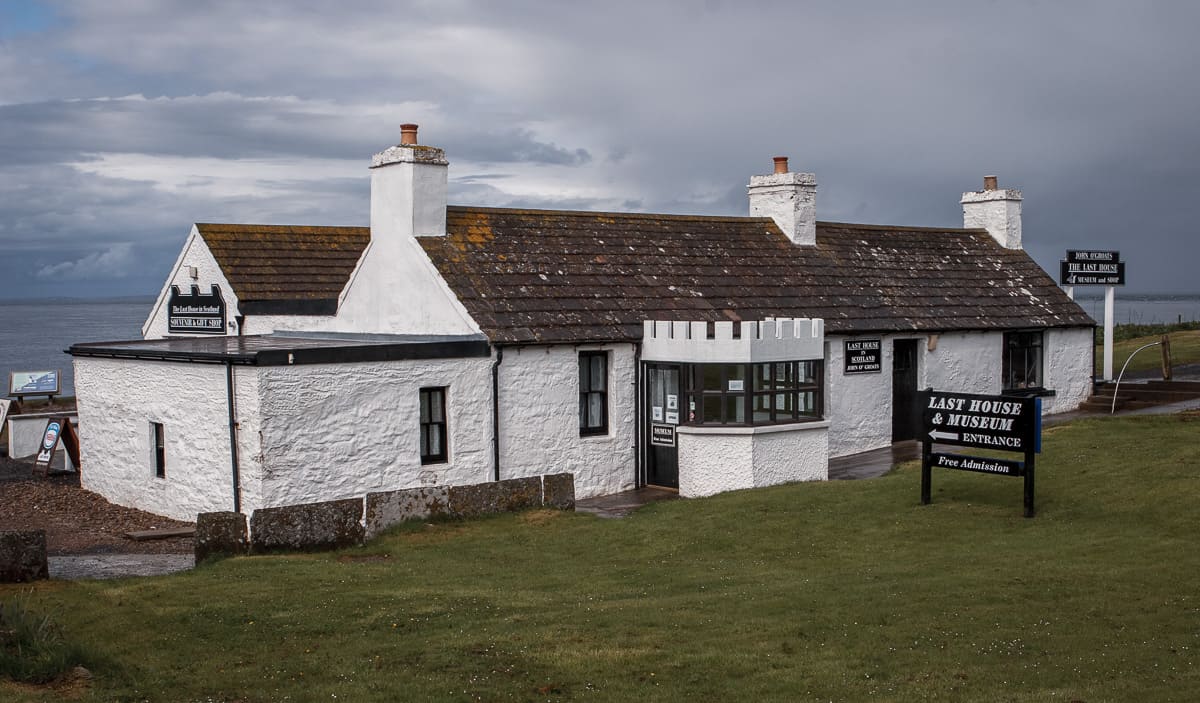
[{"x1": 2, "y1": 455, "x2": 195, "y2": 579}]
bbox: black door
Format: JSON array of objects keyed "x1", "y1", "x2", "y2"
[
  {"x1": 891, "y1": 339, "x2": 920, "y2": 441},
  {"x1": 645, "y1": 364, "x2": 680, "y2": 488}
]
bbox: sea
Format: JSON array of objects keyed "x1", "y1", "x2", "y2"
[
  {"x1": 1, "y1": 298, "x2": 154, "y2": 397},
  {"x1": 1, "y1": 294, "x2": 1199, "y2": 398}
]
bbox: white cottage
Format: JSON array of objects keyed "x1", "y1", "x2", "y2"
[{"x1": 69, "y1": 124, "x2": 1094, "y2": 520}]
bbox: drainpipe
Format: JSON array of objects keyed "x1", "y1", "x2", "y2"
[
  {"x1": 633, "y1": 342, "x2": 642, "y2": 487},
  {"x1": 491, "y1": 346, "x2": 504, "y2": 482},
  {"x1": 226, "y1": 361, "x2": 242, "y2": 513}
]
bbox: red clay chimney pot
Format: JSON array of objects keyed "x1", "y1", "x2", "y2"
[
  {"x1": 983, "y1": 175, "x2": 998, "y2": 191},
  {"x1": 400, "y1": 124, "x2": 419, "y2": 146},
  {"x1": 773, "y1": 156, "x2": 789, "y2": 174}
]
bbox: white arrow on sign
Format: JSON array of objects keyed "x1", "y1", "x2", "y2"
[{"x1": 929, "y1": 430, "x2": 959, "y2": 441}]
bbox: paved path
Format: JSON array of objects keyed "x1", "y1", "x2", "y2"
[{"x1": 49, "y1": 554, "x2": 195, "y2": 580}]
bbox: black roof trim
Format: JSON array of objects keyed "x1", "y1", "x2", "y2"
[{"x1": 67, "y1": 334, "x2": 492, "y2": 366}]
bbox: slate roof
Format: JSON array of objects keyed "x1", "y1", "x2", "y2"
[
  {"x1": 197, "y1": 223, "x2": 369, "y2": 315},
  {"x1": 417, "y1": 207, "x2": 1094, "y2": 344}
]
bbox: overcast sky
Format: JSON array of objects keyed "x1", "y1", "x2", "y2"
[{"x1": 2, "y1": 0, "x2": 1198, "y2": 299}]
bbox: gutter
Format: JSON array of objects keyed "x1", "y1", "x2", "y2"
[
  {"x1": 491, "y1": 346, "x2": 504, "y2": 481},
  {"x1": 226, "y1": 361, "x2": 242, "y2": 513}
]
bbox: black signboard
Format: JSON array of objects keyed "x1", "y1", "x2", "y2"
[
  {"x1": 168, "y1": 285, "x2": 227, "y2": 334},
  {"x1": 650, "y1": 424, "x2": 676, "y2": 448},
  {"x1": 844, "y1": 339, "x2": 882, "y2": 374},
  {"x1": 1060, "y1": 250, "x2": 1125, "y2": 286},
  {"x1": 920, "y1": 389, "x2": 1042, "y2": 517},
  {"x1": 1060, "y1": 260, "x2": 1125, "y2": 286},
  {"x1": 923, "y1": 390, "x2": 1038, "y2": 452},
  {"x1": 1066, "y1": 250, "x2": 1119, "y2": 263}
]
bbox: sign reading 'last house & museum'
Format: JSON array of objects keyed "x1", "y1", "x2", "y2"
[
  {"x1": 168, "y1": 285, "x2": 227, "y2": 334},
  {"x1": 920, "y1": 389, "x2": 1042, "y2": 517}
]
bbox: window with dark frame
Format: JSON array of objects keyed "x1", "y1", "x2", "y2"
[
  {"x1": 684, "y1": 360, "x2": 823, "y2": 426},
  {"x1": 419, "y1": 387, "x2": 447, "y2": 464},
  {"x1": 579, "y1": 351, "x2": 608, "y2": 435},
  {"x1": 151, "y1": 422, "x2": 166, "y2": 478},
  {"x1": 1002, "y1": 331, "x2": 1044, "y2": 391}
]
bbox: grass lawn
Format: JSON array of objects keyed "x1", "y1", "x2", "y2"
[
  {"x1": 1097, "y1": 329, "x2": 1200, "y2": 375},
  {"x1": 4, "y1": 414, "x2": 1200, "y2": 701}
]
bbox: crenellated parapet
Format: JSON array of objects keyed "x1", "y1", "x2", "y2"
[{"x1": 641, "y1": 318, "x2": 824, "y2": 363}]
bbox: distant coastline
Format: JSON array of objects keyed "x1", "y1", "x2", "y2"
[{"x1": 0, "y1": 295, "x2": 156, "y2": 306}]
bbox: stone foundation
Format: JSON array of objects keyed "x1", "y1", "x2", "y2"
[
  {"x1": 0, "y1": 530, "x2": 49, "y2": 583},
  {"x1": 194, "y1": 512, "x2": 249, "y2": 563}
]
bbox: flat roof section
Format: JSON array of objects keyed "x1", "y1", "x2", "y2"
[{"x1": 67, "y1": 332, "x2": 492, "y2": 366}]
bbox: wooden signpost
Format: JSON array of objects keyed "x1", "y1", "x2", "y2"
[{"x1": 920, "y1": 389, "x2": 1042, "y2": 517}]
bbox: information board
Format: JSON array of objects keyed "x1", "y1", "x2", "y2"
[
  {"x1": 8, "y1": 370, "x2": 60, "y2": 396},
  {"x1": 844, "y1": 339, "x2": 882, "y2": 374},
  {"x1": 168, "y1": 284, "x2": 227, "y2": 334},
  {"x1": 920, "y1": 389, "x2": 1042, "y2": 517}
]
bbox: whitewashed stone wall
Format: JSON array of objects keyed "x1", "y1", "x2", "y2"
[
  {"x1": 256, "y1": 356, "x2": 493, "y2": 508},
  {"x1": 497, "y1": 344, "x2": 637, "y2": 499},
  {"x1": 1043, "y1": 327, "x2": 1094, "y2": 414},
  {"x1": 923, "y1": 331, "x2": 1000, "y2": 395},
  {"x1": 73, "y1": 358, "x2": 246, "y2": 520},
  {"x1": 676, "y1": 422, "x2": 829, "y2": 498},
  {"x1": 825, "y1": 337, "x2": 900, "y2": 458}
]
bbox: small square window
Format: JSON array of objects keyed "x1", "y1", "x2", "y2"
[{"x1": 419, "y1": 387, "x2": 448, "y2": 464}]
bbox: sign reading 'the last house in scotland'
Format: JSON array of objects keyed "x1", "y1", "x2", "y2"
[{"x1": 843, "y1": 339, "x2": 881, "y2": 374}]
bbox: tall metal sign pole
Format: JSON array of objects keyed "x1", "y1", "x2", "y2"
[{"x1": 1060, "y1": 250, "x2": 1125, "y2": 380}]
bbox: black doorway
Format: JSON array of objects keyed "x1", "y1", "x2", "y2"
[
  {"x1": 645, "y1": 363, "x2": 680, "y2": 488},
  {"x1": 891, "y1": 339, "x2": 920, "y2": 442}
]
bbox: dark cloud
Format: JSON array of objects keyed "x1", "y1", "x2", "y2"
[{"x1": 1, "y1": 0, "x2": 1198, "y2": 299}]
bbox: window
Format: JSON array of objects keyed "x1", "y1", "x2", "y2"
[
  {"x1": 419, "y1": 387, "x2": 447, "y2": 464},
  {"x1": 685, "y1": 360, "x2": 823, "y2": 426},
  {"x1": 1003, "y1": 331, "x2": 1043, "y2": 391},
  {"x1": 151, "y1": 422, "x2": 166, "y2": 478},
  {"x1": 579, "y1": 351, "x2": 608, "y2": 435}
]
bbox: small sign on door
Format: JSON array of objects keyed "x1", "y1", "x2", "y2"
[{"x1": 650, "y1": 423, "x2": 676, "y2": 447}]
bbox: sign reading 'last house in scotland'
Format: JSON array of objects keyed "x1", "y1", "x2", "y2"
[{"x1": 843, "y1": 339, "x2": 882, "y2": 373}]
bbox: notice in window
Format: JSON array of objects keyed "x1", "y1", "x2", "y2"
[
  {"x1": 665, "y1": 411, "x2": 679, "y2": 424},
  {"x1": 666, "y1": 394, "x2": 678, "y2": 410},
  {"x1": 652, "y1": 406, "x2": 663, "y2": 421}
]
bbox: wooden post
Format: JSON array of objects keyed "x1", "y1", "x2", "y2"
[{"x1": 1161, "y1": 334, "x2": 1172, "y2": 381}]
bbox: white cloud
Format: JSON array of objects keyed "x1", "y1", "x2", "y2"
[{"x1": 36, "y1": 242, "x2": 135, "y2": 280}]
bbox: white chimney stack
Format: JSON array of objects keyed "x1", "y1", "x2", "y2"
[
  {"x1": 748, "y1": 156, "x2": 817, "y2": 246},
  {"x1": 961, "y1": 175, "x2": 1023, "y2": 249},
  {"x1": 370, "y1": 123, "x2": 448, "y2": 241}
]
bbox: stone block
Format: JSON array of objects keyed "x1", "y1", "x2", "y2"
[
  {"x1": 542, "y1": 473, "x2": 576, "y2": 510},
  {"x1": 497, "y1": 476, "x2": 542, "y2": 512},
  {"x1": 194, "y1": 512, "x2": 248, "y2": 563},
  {"x1": 0, "y1": 530, "x2": 48, "y2": 583},
  {"x1": 448, "y1": 482, "x2": 505, "y2": 519},
  {"x1": 250, "y1": 498, "x2": 364, "y2": 553},
  {"x1": 364, "y1": 486, "x2": 449, "y2": 539}
]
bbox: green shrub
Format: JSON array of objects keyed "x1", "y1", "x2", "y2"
[{"x1": 0, "y1": 597, "x2": 89, "y2": 684}]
